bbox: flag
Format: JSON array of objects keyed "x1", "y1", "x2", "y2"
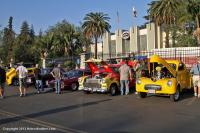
[{"x1": 132, "y1": 7, "x2": 137, "y2": 17}]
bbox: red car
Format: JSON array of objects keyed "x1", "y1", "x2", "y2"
[
  {"x1": 80, "y1": 59, "x2": 136, "y2": 95},
  {"x1": 48, "y1": 69, "x2": 91, "y2": 91}
]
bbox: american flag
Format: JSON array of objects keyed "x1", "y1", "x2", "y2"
[{"x1": 132, "y1": 7, "x2": 137, "y2": 17}]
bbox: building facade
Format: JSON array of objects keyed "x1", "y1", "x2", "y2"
[{"x1": 90, "y1": 22, "x2": 168, "y2": 59}]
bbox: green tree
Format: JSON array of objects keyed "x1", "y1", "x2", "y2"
[
  {"x1": 18, "y1": 21, "x2": 31, "y2": 44},
  {"x1": 82, "y1": 12, "x2": 111, "y2": 59},
  {"x1": 2, "y1": 16, "x2": 15, "y2": 64},
  {"x1": 13, "y1": 21, "x2": 33, "y2": 62},
  {"x1": 47, "y1": 20, "x2": 86, "y2": 57},
  {"x1": 30, "y1": 24, "x2": 35, "y2": 43},
  {"x1": 0, "y1": 27, "x2": 3, "y2": 46},
  {"x1": 187, "y1": 0, "x2": 200, "y2": 45},
  {"x1": 148, "y1": 0, "x2": 182, "y2": 47}
]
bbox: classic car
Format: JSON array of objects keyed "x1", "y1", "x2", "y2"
[
  {"x1": 136, "y1": 54, "x2": 193, "y2": 101},
  {"x1": 48, "y1": 69, "x2": 91, "y2": 91},
  {"x1": 6, "y1": 67, "x2": 36, "y2": 86},
  {"x1": 78, "y1": 59, "x2": 135, "y2": 96}
]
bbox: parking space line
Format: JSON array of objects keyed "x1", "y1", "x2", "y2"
[
  {"x1": 0, "y1": 109, "x2": 87, "y2": 133},
  {"x1": 186, "y1": 97, "x2": 197, "y2": 106}
]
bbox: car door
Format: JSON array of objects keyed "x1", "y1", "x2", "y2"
[{"x1": 177, "y1": 63, "x2": 188, "y2": 89}]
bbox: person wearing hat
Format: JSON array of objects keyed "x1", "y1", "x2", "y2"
[
  {"x1": 16, "y1": 62, "x2": 28, "y2": 97},
  {"x1": 191, "y1": 56, "x2": 200, "y2": 98}
]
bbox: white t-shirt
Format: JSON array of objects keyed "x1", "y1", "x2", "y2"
[{"x1": 16, "y1": 66, "x2": 28, "y2": 78}]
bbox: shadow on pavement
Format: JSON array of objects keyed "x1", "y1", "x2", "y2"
[{"x1": 0, "y1": 98, "x2": 112, "y2": 125}]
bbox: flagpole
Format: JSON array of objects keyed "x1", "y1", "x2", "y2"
[{"x1": 116, "y1": 11, "x2": 120, "y2": 36}]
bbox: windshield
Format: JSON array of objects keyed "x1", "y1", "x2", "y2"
[{"x1": 169, "y1": 63, "x2": 176, "y2": 70}]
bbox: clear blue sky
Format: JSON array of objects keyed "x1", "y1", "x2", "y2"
[{"x1": 0, "y1": 0, "x2": 152, "y2": 34}]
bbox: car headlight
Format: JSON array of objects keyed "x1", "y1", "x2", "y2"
[
  {"x1": 137, "y1": 79, "x2": 141, "y2": 84},
  {"x1": 101, "y1": 78, "x2": 106, "y2": 83},
  {"x1": 167, "y1": 80, "x2": 172, "y2": 87}
]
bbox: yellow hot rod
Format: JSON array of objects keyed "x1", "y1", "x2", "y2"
[{"x1": 136, "y1": 55, "x2": 193, "y2": 101}]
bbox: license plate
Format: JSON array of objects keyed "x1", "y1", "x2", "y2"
[{"x1": 148, "y1": 89, "x2": 156, "y2": 94}]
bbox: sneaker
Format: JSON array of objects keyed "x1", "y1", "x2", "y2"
[
  {"x1": 194, "y1": 93, "x2": 197, "y2": 97},
  {"x1": 20, "y1": 94, "x2": 23, "y2": 97}
]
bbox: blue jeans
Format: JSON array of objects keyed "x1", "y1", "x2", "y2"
[
  {"x1": 36, "y1": 80, "x2": 43, "y2": 92},
  {"x1": 120, "y1": 80, "x2": 129, "y2": 95},
  {"x1": 55, "y1": 79, "x2": 61, "y2": 94}
]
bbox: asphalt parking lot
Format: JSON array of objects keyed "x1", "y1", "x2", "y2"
[{"x1": 1, "y1": 86, "x2": 200, "y2": 133}]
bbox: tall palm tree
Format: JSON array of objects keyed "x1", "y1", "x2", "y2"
[
  {"x1": 148, "y1": 0, "x2": 182, "y2": 48},
  {"x1": 187, "y1": 0, "x2": 200, "y2": 45},
  {"x1": 82, "y1": 12, "x2": 111, "y2": 59}
]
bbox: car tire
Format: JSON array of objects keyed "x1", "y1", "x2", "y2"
[
  {"x1": 13, "y1": 78, "x2": 19, "y2": 86},
  {"x1": 110, "y1": 84, "x2": 118, "y2": 96},
  {"x1": 138, "y1": 92, "x2": 147, "y2": 98},
  {"x1": 71, "y1": 82, "x2": 79, "y2": 91},
  {"x1": 170, "y1": 86, "x2": 180, "y2": 102}
]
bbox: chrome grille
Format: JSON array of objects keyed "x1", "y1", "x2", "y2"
[
  {"x1": 84, "y1": 83, "x2": 101, "y2": 88},
  {"x1": 144, "y1": 84, "x2": 161, "y2": 90}
]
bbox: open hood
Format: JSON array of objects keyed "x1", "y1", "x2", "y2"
[
  {"x1": 85, "y1": 59, "x2": 117, "y2": 75},
  {"x1": 150, "y1": 55, "x2": 176, "y2": 77}
]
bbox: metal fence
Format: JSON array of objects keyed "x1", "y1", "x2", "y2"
[{"x1": 85, "y1": 47, "x2": 200, "y2": 69}]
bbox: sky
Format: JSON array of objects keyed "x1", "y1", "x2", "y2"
[{"x1": 0, "y1": 0, "x2": 152, "y2": 34}]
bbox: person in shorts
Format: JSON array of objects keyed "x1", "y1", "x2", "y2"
[
  {"x1": 16, "y1": 62, "x2": 28, "y2": 97},
  {"x1": 191, "y1": 57, "x2": 200, "y2": 98},
  {"x1": 0, "y1": 65, "x2": 6, "y2": 99}
]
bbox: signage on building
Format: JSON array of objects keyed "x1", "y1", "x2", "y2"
[{"x1": 122, "y1": 31, "x2": 130, "y2": 40}]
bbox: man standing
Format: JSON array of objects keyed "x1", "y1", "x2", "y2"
[
  {"x1": 35, "y1": 64, "x2": 43, "y2": 93},
  {"x1": 119, "y1": 60, "x2": 132, "y2": 95},
  {"x1": 191, "y1": 57, "x2": 200, "y2": 98},
  {"x1": 0, "y1": 64, "x2": 6, "y2": 99},
  {"x1": 16, "y1": 62, "x2": 28, "y2": 97},
  {"x1": 51, "y1": 64, "x2": 62, "y2": 94}
]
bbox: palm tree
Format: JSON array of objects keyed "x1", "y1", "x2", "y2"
[
  {"x1": 82, "y1": 12, "x2": 111, "y2": 59},
  {"x1": 187, "y1": 0, "x2": 200, "y2": 45},
  {"x1": 148, "y1": 0, "x2": 182, "y2": 47}
]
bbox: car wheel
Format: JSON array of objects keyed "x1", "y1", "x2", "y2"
[
  {"x1": 170, "y1": 86, "x2": 180, "y2": 102},
  {"x1": 71, "y1": 83, "x2": 79, "y2": 91},
  {"x1": 110, "y1": 84, "x2": 118, "y2": 96},
  {"x1": 13, "y1": 78, "x2": 19, "y2": 86},
  {"x1": 138, "y1": 92, "x2": 147, "y2": 98}
]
